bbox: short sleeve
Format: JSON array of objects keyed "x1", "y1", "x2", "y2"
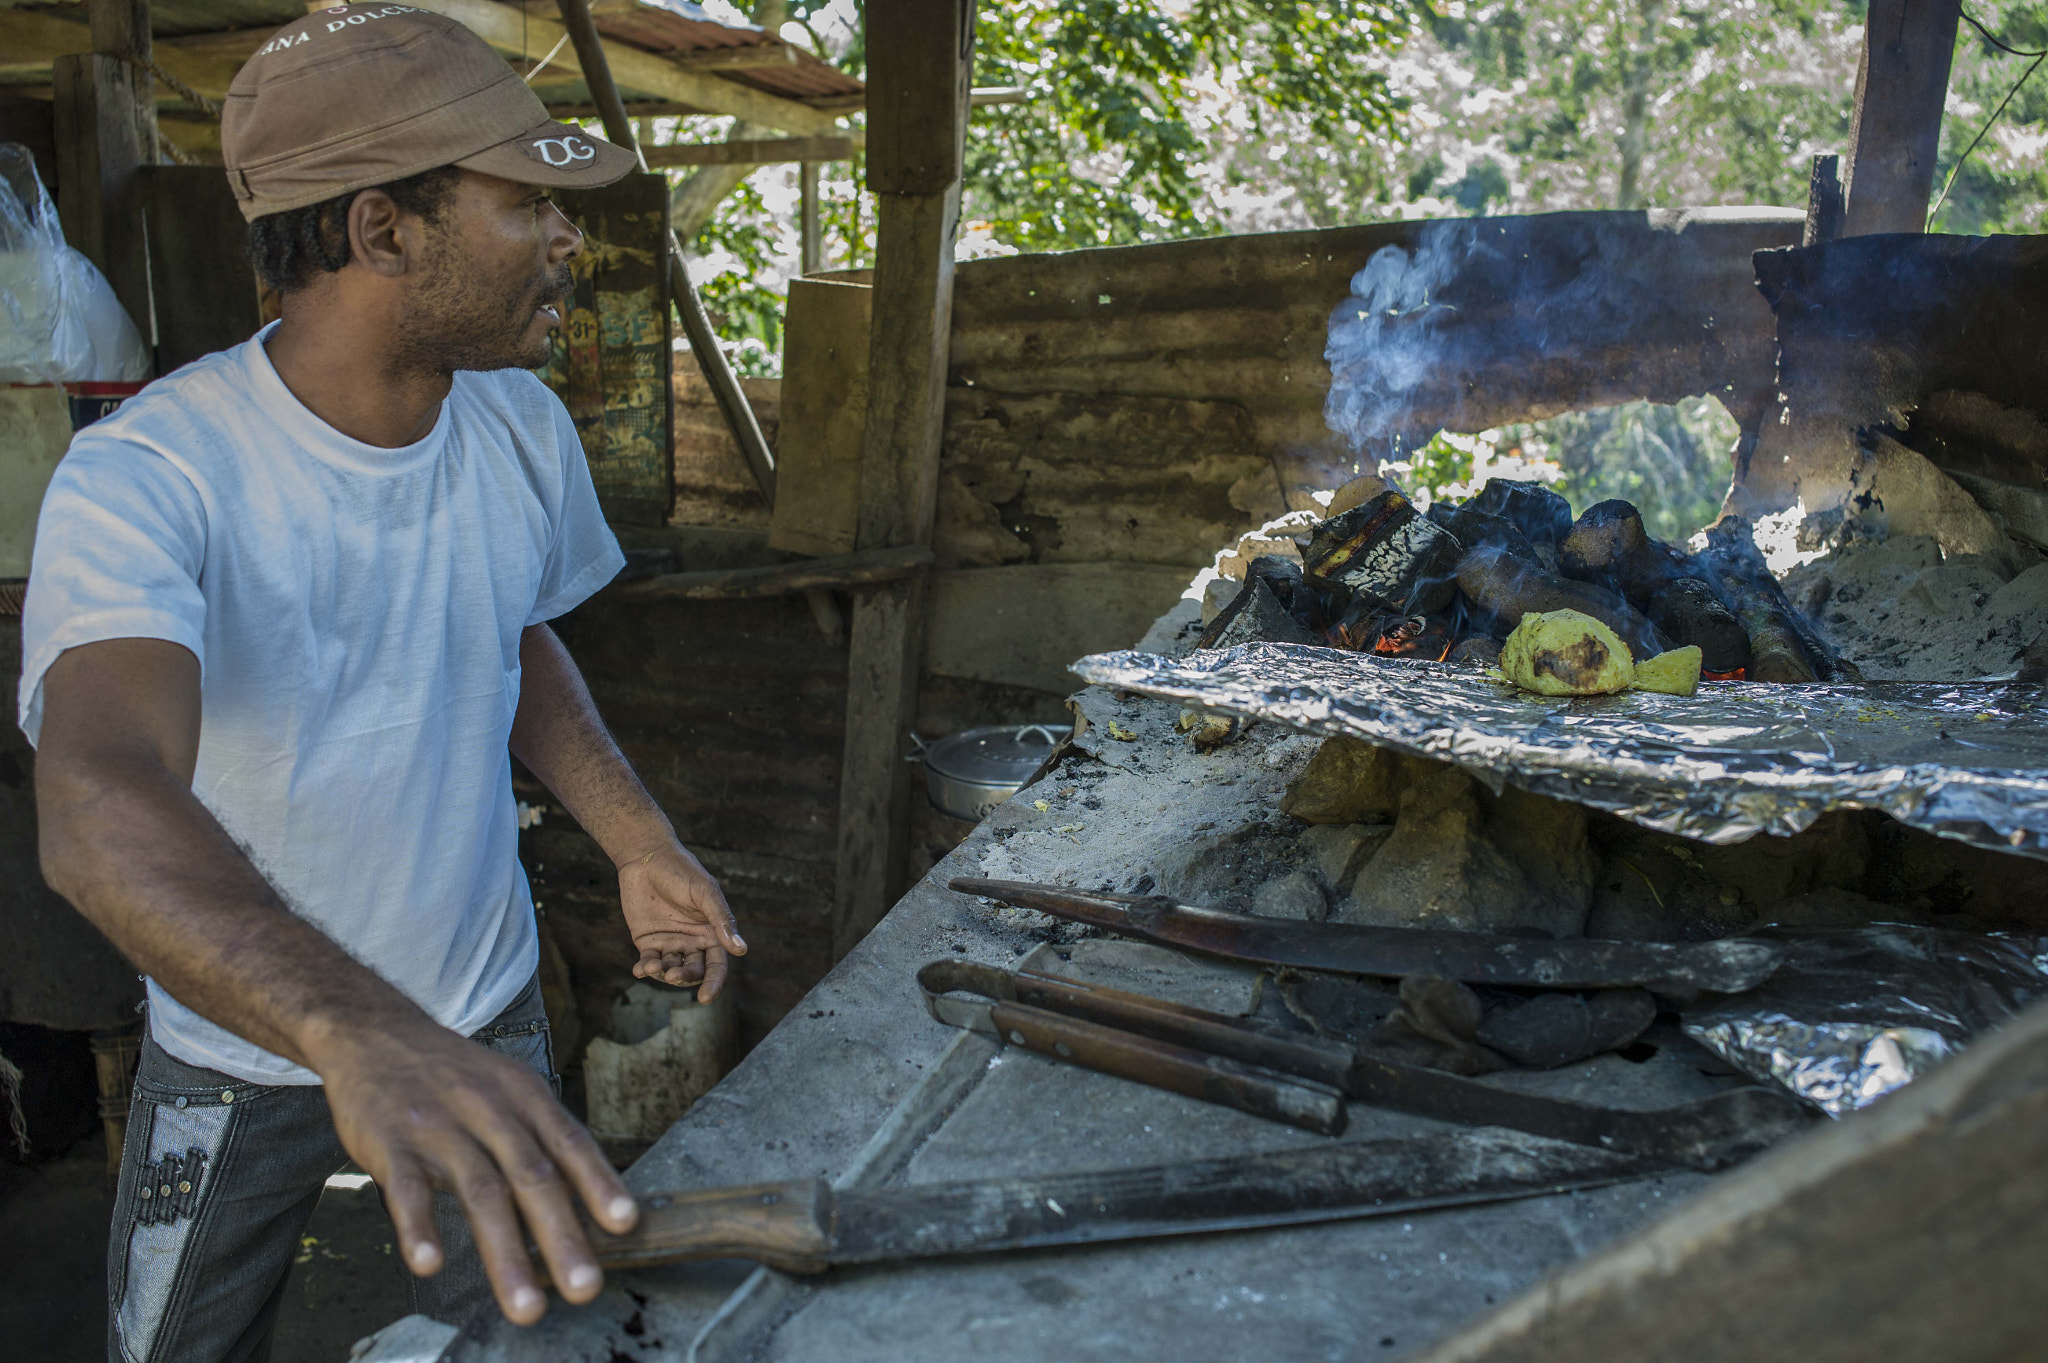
[
  {"x1": 526, "y1": 400, "x2": 625, "y2": 627},
  {"x1": 17, "y1": 440, "x2": 209, "y2": 745}
]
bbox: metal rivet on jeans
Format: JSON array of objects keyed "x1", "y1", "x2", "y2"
[
  {"x1": 178, "y1": 1181, "x2": 191, "y2": 1193},
  {"x1": 219, "y1": 1090, "x2": 235, "y2": 1104},
  {"x1": 159, "y1": 1184, "x2": 172, "y2": 1197},
  {"x1": 139, "y1": 1186, "x2": 153, "y2": 1199},
  {"x1": 175, "y1": 1096, "x2": 189, "y2": 1109}
]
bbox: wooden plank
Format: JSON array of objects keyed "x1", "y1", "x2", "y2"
[
  {"x1": 770, "y1": 278, "x2": 872, "y2": 557},
  {"x1": 140, "y1": 166, "x2": 258, "y2": 371},
  {"x1": 831, "y1": 0, "x2": 973, "y2": 960},
  {"x1": 411, "y1": 0, "x2": 839, "y2": 134},
  {"x1": 1413, "y1": 992, "x2": 2048, "y2": 1363},
  {"x1": 540, "y1": 173, "x2": 676, "y2": 527},
  {"x1": 52, "y1": 53, "x2": 152, "y2": 351},
  {"x1": 1842, "y1": 0, "x2": 1962, "y2": 236},
  {"x1": 643, "y1": 134, "x2": 862, "y2": 168},
  {"x1": 924, "y1": 563, "x2": 1194, "y2": 695},
  {"x1": 799, "y1": 160, "x2": 822, "y2": 272},
  {"x1": 619, "y1": 545, "x2": 934, "y2": 601}
]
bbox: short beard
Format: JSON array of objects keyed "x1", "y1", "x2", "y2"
[{"x1": 393, "y1": 222, "x2": 568, "y2": 376}]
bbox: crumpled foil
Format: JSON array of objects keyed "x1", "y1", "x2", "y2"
[
  {"x1": 1071, "y1": 642, "x2": 2048, "y2": 859},
  {"x1": 1680, "y1": 926, "x2": 2048, "y2": 1116}
]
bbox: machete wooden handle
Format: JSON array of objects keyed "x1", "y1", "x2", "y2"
[
  {"x1": 559, "y1": 1178, "x2": 837, "y2": 1278},
  {"x1": 988, "y1": 999, "x2": 1347, "y2": 1136}
]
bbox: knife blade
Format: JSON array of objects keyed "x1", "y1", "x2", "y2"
[
  {"x1": 949, "y1": 877, "x2": 1784, "y2": 995},
  {"x1": 576, "y1": 1128, "x2": 1664, "y2": 1278}
]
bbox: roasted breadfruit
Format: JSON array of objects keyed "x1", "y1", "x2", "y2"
[{"x1": 1498, "y1": 609, "x2": 1635, "y2": 695}]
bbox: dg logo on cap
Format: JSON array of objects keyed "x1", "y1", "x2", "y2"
[{"x1": 530, "y1": 135, "x2": 598, "y2": 169}]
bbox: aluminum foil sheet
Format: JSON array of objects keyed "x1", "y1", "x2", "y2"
[
  {"x1": 1681, "y1": 926, "x2": 2048, "y2": 1117},
  {"x1": 1071, "y1": 642, "x2": 2048, "y2": 859}
]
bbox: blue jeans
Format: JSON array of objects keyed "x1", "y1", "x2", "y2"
[{"x1": 106, "y1": 976, "x2": 557, "y2": 1363}]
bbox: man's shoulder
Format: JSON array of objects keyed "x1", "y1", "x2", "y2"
[
  {"x1": 451, "y1": 366, "x2": 565, "y2": 422},
  {"x1": 81, "y1": 344, "x2": 259, "y2": 454}
]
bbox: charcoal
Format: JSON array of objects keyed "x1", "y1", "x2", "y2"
[
  {"x1": 1437, "y1": 505, "x2": 1543, "y2": 566},
  {"x1": 1455, "y1": 542, "x2": 1669, "y2": 660},
  {"x1": 1473, "y1": 989, "x2": 1657, "y2": 1069},
  {"x1": 1468, "y1": 478, "x2": 1574, "y2": 548},
  {"x1": 1647, "y1": 578, "x2": 1751, "y2": 673},
  {"x1": 1446, "y1": 636, "x2": 1503, "y2": 669},
  {"x1": 1303, "y1": 489, "x2": 1464, "y2": 617},
  {"x1": 1194, "y1": 574, "x2": 1320, "y2": 650},
  {"x1": 1560, "y1": 499, "x2": 1693, "y2": 608},
  {"x1": 1244, "y1": 554, "x2": 1327, "y2": 635}
]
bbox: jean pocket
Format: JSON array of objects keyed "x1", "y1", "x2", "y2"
[{"x1": 479, "y1": 1020, "x2": 559, "y2": 1098}]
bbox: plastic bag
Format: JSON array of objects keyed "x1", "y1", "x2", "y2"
[{"x1": 0, "y1": 142, "x2": 149, "y2": 384}]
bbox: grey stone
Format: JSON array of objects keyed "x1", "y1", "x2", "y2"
[
  {"x1": 1297, "y1": 821, "x2": 1391, "y2": 886},
  {"x1": 1251, "y1": 870, "x2": 1329, "y2": 922}
]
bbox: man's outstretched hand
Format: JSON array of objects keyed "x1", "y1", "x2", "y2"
[
  {"x1": 619, "y1": 843, "x2": 747, "y2": 1002},
  {"x1": 316, "y1": 1018, "x2": 637, "y2": 1326}
]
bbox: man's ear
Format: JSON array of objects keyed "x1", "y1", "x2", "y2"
[{"x1": 346, "y1": 188, "x2": 416, "y2": 278}]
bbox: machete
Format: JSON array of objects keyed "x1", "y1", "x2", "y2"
[
  {"x1": 918, "y1": 959, "x2": 1811, "y2": 1169},
  {"x1": 571, "y1": 1128, "x2": 1665, "y2": 1278},
  {"x1": 950, "y1": 877, "x2": 1783, "y2": 995}
]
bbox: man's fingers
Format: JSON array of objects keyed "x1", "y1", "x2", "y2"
[
  {"x1": 697, "y1": 945, "x2": 729, "y2": 1005},
  {"x1": 380, "y1": 1154, "x2": 444, "y2": 1279},
  {"x1": 443, "y1": 1140, "x2": 549, "y2": 1325},
  {"x1": 529, "y1": 1101, "x2": 637, "y2": 1237},
  {"x1": 475, "y1": 1118, "x2": 606, "y2": 1306}
]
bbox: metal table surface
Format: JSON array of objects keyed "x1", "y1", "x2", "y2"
[{"x1": 441, "y1": 689, "x2": 1743, "y2": 1363}]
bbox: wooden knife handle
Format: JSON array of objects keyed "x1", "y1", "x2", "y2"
[
  {"x1": 575, "y1": 1178, "x2": 836, "y2": 1276},
  {"x1": 989, "y1": 1000, "x2": 1347, "y2": 1136}
]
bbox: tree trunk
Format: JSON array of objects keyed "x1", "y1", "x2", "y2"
[{"x1": 669, "y1": 0, "x2": 788, "y2": 240}]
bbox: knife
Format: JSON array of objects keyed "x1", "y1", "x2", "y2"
[
  {"x1": 949, "y1": 877, "x2": 1784, "y2": 995},
  {"x1": 919, "y1": 959, "x2": 1811, "y2": 1170},
  {"x1": 572, "y1": 1127, "x2": 1664, "y2": 1278}
]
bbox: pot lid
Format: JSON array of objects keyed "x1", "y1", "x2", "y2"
[{"x1": 920, "y1": 724, "x2": 1061, "y2": 785}]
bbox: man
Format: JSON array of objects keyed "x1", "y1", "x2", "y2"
[{"x1": 20, "y1": 7, "x2": 746, "y2": 1357}]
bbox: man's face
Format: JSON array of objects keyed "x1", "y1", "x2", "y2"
[{"x1": 395, "y1": 171, "x2": 581, "y2": 374}]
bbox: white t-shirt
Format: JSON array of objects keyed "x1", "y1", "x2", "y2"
[{"x1": 18, "y1": 324, "x2": 624, "y2": 1084}]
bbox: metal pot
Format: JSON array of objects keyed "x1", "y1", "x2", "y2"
[{"x1": 915, "y1": 724, "x2": 1062, "y2": 822}]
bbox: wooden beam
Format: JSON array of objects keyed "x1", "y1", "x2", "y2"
[
  {"x1": 545, "y1": 98, "x2": 707, "y2": 119},
  {"x1": 1412, "y1": 992, "x2": 2048, "y2": 1363},
  {"x1": 805, "y1": 86, "x2": 1026, "y2": 115},
  {"x1": 641, "y1": 134, "x2": 862, "y2": 168},
  {"x1": 53, "y1": 53, "x2": 153, "y2": 348},
  {"x1": 799, "y1": 158, "x2": 822, "y2": 273},
  {"x1": 618, "y1": 546, "x2": 933, "y2": 601},
  {"x1": 831, "y1": 0, "x2": 974, "y2": 961},
  {"x1": 664, "y1": 45, "x2": 802, "y2": 73},
  {"x1": 1842, "y1": 0, "x2": 1962, "y2": 235},
  {"x1": 411, "y1": 0, "x2": 838, "y2": 135}
]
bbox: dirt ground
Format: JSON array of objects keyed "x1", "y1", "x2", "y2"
[{"x1": 0, "y1": 1129, "x2": 412, "y2": 1363}]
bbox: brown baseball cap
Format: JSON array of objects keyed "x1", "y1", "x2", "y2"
[{"x1": 222, "y1": 3, "x2": 638, "y2": 221}]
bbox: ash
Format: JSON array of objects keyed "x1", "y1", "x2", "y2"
[{"x1": 1783, "y1": 535, "x2": 2048, "y2": 682}]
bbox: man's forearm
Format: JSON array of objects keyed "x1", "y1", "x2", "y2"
[
  {"x1": 510, "y1": 623, "x2": 675, "y2": 866},
  {"x1": 38, "y1": 740, "x2": 433, "y2": 1070}
]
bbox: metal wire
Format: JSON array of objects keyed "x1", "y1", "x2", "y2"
[{"x1": 1928, "y1": 9, "x2": 2048, "y2": 226}]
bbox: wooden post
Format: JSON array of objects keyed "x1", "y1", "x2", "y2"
[
  {"x1": 90, "y1": 0, "x2": 158, "y2": 165},
  {"x1": 799, "y1": 159, "x2": 822, "y2": 275},
  {"x1": 1842, "y1": 0, "x2": 1962, "y2": 236},
  {"x1": 830, "y1": 0, "x2": 974, "y2": 959},
  {"x1": 552, "y1": 0, "x2": 779, "y2": 501},
  {"x1": 1803, "y1": 153, "x2": 1845, "y2": 247},
  {"x1": 52, "y1": 55, "x2": 154, "y2": 347}
]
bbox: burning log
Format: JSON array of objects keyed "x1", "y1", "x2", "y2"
[
  {"x1": 1698, "y1": 515, "x2": 1855, "y2": 683},
  {"x1": 1560, "y1": 500, "x2": 1690, "y2": 605},
  {"x1": 1303, "y1": 488, "x2": 1464, "y2": 617},
  {"x1": 1455, "y1": 543, "x2": 1668, "y2": 661},
  {"x1": 1432, "y1": 504, "x2": 1545, "y2": 567}
]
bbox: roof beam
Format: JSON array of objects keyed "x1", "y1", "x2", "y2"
[
  {"x1": 410, "y1": 0, "x2": 837, "y2": 134},
  {"x1": 643, "y1": 132, "x2": 862, "y2": 167},
  {"x1": 1, "y1": 5, "x2": 841, "y2": 135}
]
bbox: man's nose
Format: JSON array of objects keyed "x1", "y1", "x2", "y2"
[{"x1": 547, "y1": 203, "x2": 583, "y2": 262}]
